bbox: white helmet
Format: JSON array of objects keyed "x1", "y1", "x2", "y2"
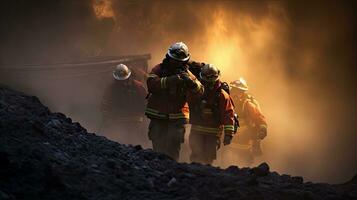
[
  {"x1": 230, "y1": 78, "x2": 249, "y2": 91},
  {"x1": 167, "y1": 42, "x2": 190, "y2": 62},
  {"x1": 113, "y1": 64, "x2": 131, "y2": 80},
  {"x1": 199, "y1": 64, "x2": 220, "y2": 82}
]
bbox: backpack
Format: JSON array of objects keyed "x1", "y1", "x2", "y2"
[{"x1": 242, "y1": 95, "x2": 261, "y2": 114}]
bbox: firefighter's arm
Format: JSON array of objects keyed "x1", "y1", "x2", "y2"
[
  {"x1": 182, "y1": 70, "x2": 204, "y2": 94},
  {"x1": 185, "y1": 72, "x2": 203, "y2": 104},
  {"x1": 190, "y1": 71, "x2": 204, "y2": 94},
  {"x1": 220, "y1": 92, "x2": 235, "y2": 137},
  {"x1": 147, "y1": 65, "x2": 181, "y2": 93},
  {"x1": 245, "y1": 102, "x2": 267, "y2": 139},
  {"x1": 146, "y1": 65, "x2": 166, "y2": 93},
  {"x1": 186, "y1": 87, "x2": 202, "y2": 105}
]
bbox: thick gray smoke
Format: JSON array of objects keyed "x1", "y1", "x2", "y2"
[{"x1": 1, "y1": 0, "x2": 356, "y2": 183}]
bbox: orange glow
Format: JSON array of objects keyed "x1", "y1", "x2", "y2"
[
  {"x1": 203, "y1": 9, "x2": 244, "y2": 81},
  {"x1": 92, "y1": 0, "x2": 115, "y2": 20}
]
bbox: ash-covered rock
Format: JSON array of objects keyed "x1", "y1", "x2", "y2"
[{"x1": 0, "y1": 87, "x2": 356, "y2": 200}]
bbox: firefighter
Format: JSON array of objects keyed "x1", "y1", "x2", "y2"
[
  {"x1": 100, "y1": 63, "x2": 148, "y2": 146},
  {"x1": 145, "y1": 42, "x2": 203, "y2": 161},
  {"x1": 187, "y1": 64, "x2": 235, "y2": 164},
  {"x1": 221, "y1": 78, "x2": 267, "y2": 166}
]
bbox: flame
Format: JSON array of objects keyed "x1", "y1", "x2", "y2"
[{"x1": 92, "y1": 0, "x2": 115, "y2": 20}]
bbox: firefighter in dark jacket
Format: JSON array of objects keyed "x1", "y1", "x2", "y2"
[
  {"x1": 100, "y1": 64, "x2": 148, "y2": 146},
  {"x1": 145, "y1": 42, "x2": 203, "y2": 161},
  {"x1": 187, "y1": 64, "x2": 235, "y2": 164},
  {"x1": 221, "y1": 78, "x2": 267, "y2": 166}
]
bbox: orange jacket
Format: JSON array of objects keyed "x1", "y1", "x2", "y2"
[
  {"x1": 188, "y1": 81, "x2": 235, "y2": 136},
  {"x1": 229, "y1": 94, "x2": 267, "y2": 147},
  {"x1": 233, "y1": 94, "x2": 266, "y2": 129},
  {"x1": 145, "y1": 63, "x2": 202, "y2": 121}
]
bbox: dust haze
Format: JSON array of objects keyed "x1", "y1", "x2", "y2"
[{"x1": 1, "y1": 0, "x2": 356, "y2": 183}]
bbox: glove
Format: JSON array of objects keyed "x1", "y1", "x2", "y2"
[
  {"x1": 223, "y1": 134, "x2": 233, "y2": 146},
  {"x1": 257, "y1": 126, "x2": 267, "y2": 140},
  {"x1": 180, "y1": 73, "x2": 197, "y2": 89}
]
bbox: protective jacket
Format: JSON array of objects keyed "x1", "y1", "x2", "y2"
[
  {"x1": 188, "y1": 81, "x2": 235, "y2": 137},
  {"x1": 231, "y1": 93, "x2": 267, "y2": 147},
  {"x1": 145, "y1": 63, "x2": 203, "y2": 121},
  {"x1": 101, "y1": 79, "x2": 146, "y2": 122}
]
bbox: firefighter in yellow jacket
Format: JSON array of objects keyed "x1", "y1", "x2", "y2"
[
  {"x1": 187, "y1": 64, "x2": 235, "y2": 164},
  {"x1": 221, "y1": 78, "x2": 267, "y2": 166},
  {"x1": 145, "y1": 42, "x2": 203, "y2": 161}
]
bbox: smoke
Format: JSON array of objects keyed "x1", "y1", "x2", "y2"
[
  {"x1": 102, "y1": 0, "x2": 357, "y2": 183},
  {"x1": 1, "y1": 0, "x2": 356, "y2": 183}
]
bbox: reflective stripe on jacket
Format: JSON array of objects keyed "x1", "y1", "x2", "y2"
[
  {"x1": 188, "y1": 81, "x2": 235, "y2": 136},
  {"x1": 145, "y1": 64, "x2": 202, "y2": 121}
]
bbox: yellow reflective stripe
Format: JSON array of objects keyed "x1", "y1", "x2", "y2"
[
  {"x1": 145, "y1": 109, "x2": 160, "y2": 115},
  {"x1": 160, "y1": 77, "x2": 167, "y2": 89},
  {"x1": 169, "y1": 116, "x2": 187, "y2": 119},
  {"x1": 145, "y1": 108, "x2": 160, "y2": 113},
  {"x1": 145, "y1": 111, "x2": 166, "y2": 118},
  {"x1": 148, "y1": 73, "x2": 158, "y2": 78},
  {"x1": 169, "y1": 113, "x2": 187, "y2": 119},
  {"x1": 191, "y1": 130, "x2": 221, "y2": 136},
  {"x1": 192, "y1": 128, "x2": 219, "y2": 134},
  {"x1": 193, "y1": 81, "x2": 202, "y2": 93},
  {"x1": 191, "y1": 125, "x2": 221, "y2": 134},
  {"x1": 145, "y1": 108, "x2": 167, "y2": 118},
  {"x1": 163, "y1": 77, "x2": 167, "y2": 88},
  {"x1": 223, "y1": 125, "x2": 235, "y2": 131},
  {"x1": 195, "y1": 84, "x2": 201, "y2": 92},
  {"x1": 145, "y1": 108, "x2": 188, "y2": 119}
]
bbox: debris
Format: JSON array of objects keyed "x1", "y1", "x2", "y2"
[
  {"x1": 252, "y1": 162, "x2": 270, "y2": 177},
  {"x1": 167, "y1": 177, "x2": 177, "y2": 187},
  {"x1": 0, "y1": 87, "x2": 355, "y2": 200}
]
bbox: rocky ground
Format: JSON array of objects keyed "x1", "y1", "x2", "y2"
[{"x1": 0, "y1": 87, "x2": 356, "y2": 200}]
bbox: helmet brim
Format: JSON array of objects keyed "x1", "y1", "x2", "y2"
[
  {"x1": 237, "y1": 86, "x2": 248, "y2": 91},
  {"x1": 113, "y1": 71, "x2": 131, "y2": 81},
  {"x1": 230, "y1": 85, "x2": 248, "y2": 91},
  {"x1": 199, "y1": 72, "x2": 219, "y2": 82},
  {"x1": 167, "y1": 51, "x2": 190, "y2": 62}
]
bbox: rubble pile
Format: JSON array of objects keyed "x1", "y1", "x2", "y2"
[{"x1": 0, "y1": 87, "x2": 356, "y2": 200}]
